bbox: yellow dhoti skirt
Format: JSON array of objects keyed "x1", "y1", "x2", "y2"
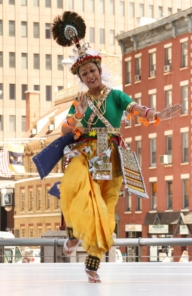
[{"x1": 60, "y1": 140, "x2": 122, "y2": 260}]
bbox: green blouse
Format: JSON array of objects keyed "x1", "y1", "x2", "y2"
[{"x1": 68, "y1": 89, "x2": 134, "y2": 128}]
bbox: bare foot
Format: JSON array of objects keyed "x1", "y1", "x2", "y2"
[
  {"x1": 86, "y1": 270, "x2": 101, "y2": 283},
  {"x1": 66, "y1": 239, "x2": 78, "y2": 249},
  {"x1": 63, "y1": 239, "x2": 79, "y2": 256}
]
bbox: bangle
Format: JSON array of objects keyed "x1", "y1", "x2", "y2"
[
  {"x1": 62, "y1": 119, "x2": 73, "y2": 129},
  {"x1": 75, "y1": 112, "x2": 84, "y2": 117},
  {"x1": 144, "y1": 108, "x2": 153, "y2": 118},
  {"x1": 73, "y1": 114, "x2": 83, "y2": 122},
  {"x1": 152, "y1": 112, "x2": 160, "y2": 121},
  {"x1": 127, "y1": 102, "x2": 138, "y2": 113}
]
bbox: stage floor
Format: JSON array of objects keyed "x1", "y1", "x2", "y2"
[{"x1": 1, "y1": 262, "x2": 192, "y2": 296}]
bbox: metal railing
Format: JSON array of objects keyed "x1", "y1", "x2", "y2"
[{"x1": 1, "y1": 237, "x2": 192, "y2": 263}]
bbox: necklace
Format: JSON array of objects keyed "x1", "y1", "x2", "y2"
[
  {"x1": 84, "y1": 86, "x2": 107, "y2": 126},
  {"x1": 87, "y1": 85, "x2": 107, "y2": 104}
]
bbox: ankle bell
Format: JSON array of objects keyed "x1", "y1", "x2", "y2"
[
  {"x1": 85, "y1": 255, "x2": 100, "y2": 271},
  {"x1": 66, "y1": 227, "x2": 76, "y2": 240}
]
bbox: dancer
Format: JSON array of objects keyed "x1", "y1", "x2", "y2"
[{"x1": 52, "y1": 11, "x2": 181, "y2": 283}]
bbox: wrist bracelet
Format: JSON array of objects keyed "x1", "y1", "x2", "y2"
[
  {"x1": 127, "y1": 102, "x2": 138, "y2": 113},
  {"x1": 73, "y1": 114, "x2": 83, "y2": 122},
  {"x1": 145, "y1": 108, "x2": 153, "y2": 118}
]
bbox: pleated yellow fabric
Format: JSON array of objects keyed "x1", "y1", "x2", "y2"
[{"x1": 60, "y1": 140, "x2": 122, "y2": 260}]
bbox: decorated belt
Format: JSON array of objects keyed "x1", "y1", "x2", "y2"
[{"x1": 83, "y1": 127, "x2": 120, "y2": 134}]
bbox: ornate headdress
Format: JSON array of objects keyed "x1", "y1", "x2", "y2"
[{"x1": 52, "y1": 11, "x2": 102, "y2": 75}]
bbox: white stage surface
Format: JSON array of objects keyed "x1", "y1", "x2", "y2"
[{"x1": 1, "y1": 262, "x2": 192, "y2": 296}]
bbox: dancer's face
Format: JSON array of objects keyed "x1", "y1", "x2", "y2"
[{"x1": 78, "y1": 62, "x2": 102, "y2": 90}]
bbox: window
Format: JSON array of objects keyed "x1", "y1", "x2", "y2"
[
  {"x1": 149, "y1": 52, "x2": 156, "y2": 74},
  {"x1": 90, "y1": 27, "x2": 95, "y2": 43},
  {"x1": 119, "y1": 1, "x2": 124, "y2": 16},
  {"x1": 9, "y1": 0, "x2": 15, "y2": 4},
  {"x1": 34, "y1": 85, "x2": 40, "y2": 91},
  {"x1": 168, "y1": 7, "x2": 172, "y2": 15},
  {"x1": 21, "y1": 53, "x2": 27, "y2": 69},
  {"x1": 0, "y1": 115, "x2": 3, "y2": 131},
  {"x1": 45, "y1": 0, "x2": 51, "y2": 7},
  {"x1": 181, "y1": 42, "x2": 188, "y2": 68},
  {"x1": 165, "y1": 89, "x2": 172, "y2": 107},
  {"x1": 0, "y1": 52, "x2": 3, "y2": 67},
  {"x1": 57, "y1": 86, "x2": 63, "y2": 91},
  {"x1": 150, "y1": 138, "x2": 156, "y2": 167},
  {"x1": 135, "y1": 57, "x2": 141, "y2": 76},
  {"x1": 45, "y1": 23, "x2": 51, "y2": 39},
  {"x1": 182, "y1": 132, "x2": 188, "y2": 163},
  {"x1": 149, "y1": 5, "x2": 153, "y2": 18},
  {"x1": 21, "y1": 116, "x2": 26, "y2": 132},
  {"x1": 9, "y1": 52, "x2": 15, "y2": 68},
  {"x1": 0, "y1": 20, "x2": 3, "y2": 35},
  {"x1": 136, "y1": 140, "x2": 141, "y2": 166},
  {"x1": 20, "y1": 190, "x2": 25, "y2": 211},
  {"x1": 110, "y1": 30, "x2": 115, "y2": 45},
  {"x1": 166, "y1": 135, "x2": 172, "y2": 156},
  {"x1": 0, "y1": 83, "x2": 3, "y2": 100},
  {"x1": 33, "y1": 22, "x2": 39, "y2": 38},
  {"x1": 46, "y1": 85, "x2": 52, "y2": 101},
  {"x1": 135, "y1": 97, "x2": 141, "y2": 124},
  {"x1": 151, "y1": 182, "x2": 157, "y2": 210},
  {"x1": 136, "y1": 197, "x2": 142, "y2": 211},
  {"x1": 38, "y1": 227, "x2": 42, "y2": 237},
  {"x1": 89, "y1": 0, "x2": 94, "y2": 12},
  {"x1": 21, "y1": 22, "x2": 27, "y2": 38},
  {"x1": 181, "y1": 85, "x2": 188, "y2": 114},
  {"x1": 21, "y1": 0, "x2": 27, "y2": 6},
  {"x1": 126, "y1": 191, "x2": 131, "y2": 211},
  {"x1": 182, "y1": 179, "x2": 189, "y2": 209},
  {"x1": 54, "y1": 195, "x2": 59, "y2": 210},
  {"x1": 129, "y1": 2, "x2": 134, "y2": 18},
  {"x1": 9, "y1": 84, "x2": 15, "y2": 100},
  {"x1": 33, "y1": 0, "x2": 39, "y2": 6},
  {"x1": 125, "y1": 60, "x2": 131, "y2": 84},
  {"x1": 36, "y1": 188, "x2": 42, "y2": 211},
  {"x1": 149, "y1": 94, "x2": 156, "y2": 110},
  {"x1": 100, "y1": 28, "x2": 105, "y2": 44},
  {"x1": 165, "y1": 47, "x2": 172, "y2": 66},
  {"x1": 109, "y1": 0, "x2": 114, "y2": 15},
  {"x1": 68, "y1": 0, "x2": 74, "y2": 10},
  {"x1": 21, "y1": 228, "x2": 25, "y2": 237},
  {"x1": 45, "y1": 186, "x2": 51, "y2": 210},
  {"x1": 57, "y1": 55, "x2": 63, "y2": 70},
  {"x1": 29, "y1": 227, "x2": 33, "y2": 237},
  {"x1": 46, "y1": 54, "x2": 51, "y2": 70},
  {"x1": 9, "y1": 115, "x2": 16, "y2": 132},
  {"x1": 34, "y1": 54, "x2": 40, "y2": 69},
  {"x1": 139, "y1": 3, "x2": 144, "y2": 17},
  {"x1": 28, "y1": 189, "x2": 33, "y2": 211},
  {"x1": 9, "y1": 21, "x2": 15, "y2": 36},
  {"x1": 57, "y1": 0, "x2": 63, "y2": 8},
  {"x1": 78, "y1": 0, "x2": 84, "y2": 11},
  {"x1": 99, "y1": 0, "x2": 104, "y2": 14},
  {"x1": 166, "y1": 181, "x2": 172, "y2": 209},
  {"x1": 21, "y1": 84, "x2": 27, "y2": 100},
  {"x1": 158, "y1": 6, "x2": 163, "y2": 18}
]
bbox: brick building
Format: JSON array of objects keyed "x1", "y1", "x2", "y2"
[{"x1": 116, "y1": 8, "x2": 192, "y2": 262}]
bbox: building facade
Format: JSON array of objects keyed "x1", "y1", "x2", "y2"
[
  {"x1": 0, "y1": 0, "x2": 192, "y2": 141},
  {"x1": 116, "y1": 7, "x2": 192, "y2": 261}
]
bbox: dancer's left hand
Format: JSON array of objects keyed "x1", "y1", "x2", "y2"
[{"x1": 158, "y1": 104, "x2": 181, "y2": 120}]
